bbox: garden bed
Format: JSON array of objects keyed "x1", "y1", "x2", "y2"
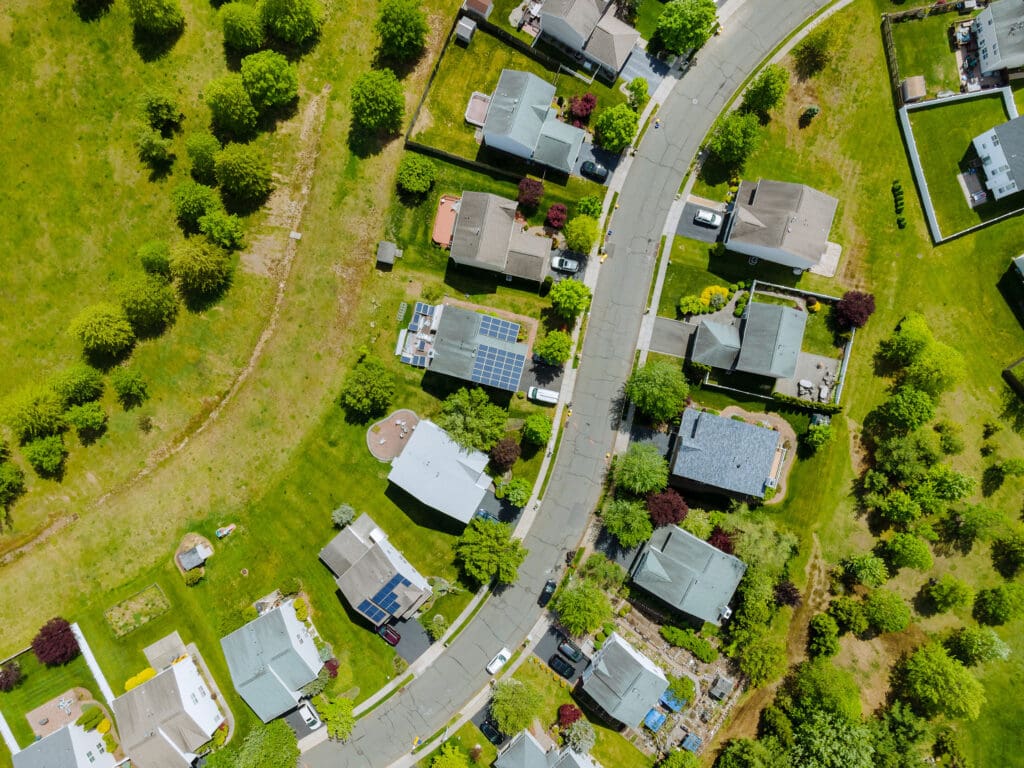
[{"x1": 103, "y1": 585, "x2": 171, "y2": 638}]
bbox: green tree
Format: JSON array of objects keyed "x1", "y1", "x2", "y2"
[
  {"x1": 548, "y1": 278, "x2": 592, "y2": 321},
  {"x1": 241, "y1": 50, "x2": 299, "y2": 111},
  {"x1": 522, "y1": 413, "x2": 552, "y2": 446},
  {"x1": 803, "y1": 423, "x2": 832, "y2": 452},
  {"x1": 790, "y1": 710, "x2": 874, "y2": 768},
  {"x1": 534, "y1": 330, "x2": 572, "y2": 365},
  {"x1": 562, "y1": 215, "x2": 599, "y2": 253},
  {"x1": 261, "y1": 0, "x2": 324, "y2": 45},
  {"x1": 659, "y1": 750, "x2": 699, "y2": 768},
  {"x1": 741, "y1": 64, "x2": 789, "y2": 115},
  {"x1": 553, "y1": 578, "x2": 612, "y2": 636},
  {"x1": 111, "y1": 367, "x2": 150, "y2": 409},
  {"x1": 844, "y1": 554, "x2": 888, "y2": 588},
  {"x1": 944, "y1": 626, "x2": 1010, "y2": 666},
  {"x1": 350, "y1": 69, "x2": 405, "y2": 134},
  {"x1": 625, "y1": 360, "x2": 689, "y2": 423},
  {"x1": 116, "y1": 274, "x2": 179, "y2": 336},
  {"x1": 139, "y1": 240, "x2": 172, "y2": 278},
  {"x1": 49, "y1": 365, "x2": 104, "y2": 409},
  {"x1": 601, "y1": 498, "x2": 653, "y2": 548},
  {"x1": 667, "y1": 674, "x2": 696, "y2": 705},
  {"x1": 864, "y1": 589, "x2": 911, "y2": 634},
  {"x1": 592, "y1": 103, "x2": 639, "y2": 152},
  {"x1": 498, "y1": 477, "x2": 531, "y2": 507},
  {"x1": 68, "y1": 303, "x2": 136, "y2": 360},
  {"x1": 874, "y1": 490, "x2": 921, "y2": 527},
  {"x1": 876, "y1": 387, "x2": 935, "y2": 433},
  {"x1": 204, "y1": 74, "x2": 259, "y2": 139},
  {"x1": 199, "y1": 210, "x2": 246, "y2": 251},
  {"x1": 808, "y1": 613, "x2": 839, "y2": 657},
  {"x1": 125, "y1": 0, "x2": 184, "y2": 35},
  {"x1": 885, "y1": 533, "x2": 933, "y2": 571},
  {"x1": 136, "y1": 129, "x2": 173, "y2": 169},
  {"x1": 793, "y1": 25, "x2": 834, "y2": 77},
  {"x1": 231, "y1": 719, "x2": 299, "y2": 768},
  {"x1": 173, "y1": 181, "x2": 222, "y2": 232},
  {"x1": 338, "y1": 356, "x2": 395, "y2": 420},
  {"x1": 0, "y1": 462, "x2": 26, "y2": 510},
  {"x1": 655, "y1": 0, "x2": 717, "y2": 54},
  {"x1": 65, "y1": 402, "x2": 107, "y2": 443},
  {"x1": 579, "y1": 553, "x2": 626, "y2": 590},
  {"x1": 375, "y1": 0, "x2": 427, "y2": 61},
  {"x1": 926, "y1": 574, "x2": 972, "y2": 613},
  {"x1": 992, "y1": 527, "x2": 1024, "y2": 576},
  {"x1": 901, "y1": 342, "x2": 965, "y2": 398},
  {"x1": 317, "y1": 695, "x2": 355, "y2": 741},
  {"x1": 947, "y1": 504, "x2": 1001, "y2": 549},
  {"x1": 899, "y1": 642, "x2": 985, "y2": 720},
  {"x1": 435, "y1": 387, "x2": 507, "y2": 451},
  {"x1": 707, "y1": 111, "x2": 761, "y2": 168},
  {"x1": 973, "y1": 583, "x2": 1024, "y2": 625},
  {"x1": 2, "y1": 388, "x2": 65, "y2": 443},
  {"x1": 216, "y1": 142, "x2": 274, "y2": 203},
  {"x1": 737, "y1": 634, "x2": 785, "y2": 687},
  {"x1": 396, "y1": 153, "x2": 436, "y2": 196},
  {"x1": 186, "y1": 132, "x2": 221, "y2": 185},
  {"x1": 879, "y1": 312, "x2": 932, "y2": 367},
  {"x1": 432, "y1": 742, "x2": 469, "y2": 768},
  {"x1": 563, "y1": 718, "x2": 596, "y2": 754},
  {"x1": 490, "y1": 679, "x2": 543, "y2": 735},
  {"x1": 221, "y1": 2, "x2": 265, "y2": 51},
  {"x1": 626, "y1": 77, "x2": 649, "y2": 111},
  {"x1": 23, "y1": 435, "x2": 67, "y2": 478},
  {"x1": 455, "y1": 518, "x2": 527, "y2": 585},
  {"x1": 576, "y1": 195, "x2": 602, "y2": 218},
  {"x1": 614, "y1": 441, "x2": 669, "y2": 494},
  {"x1": 170, "y1": 238, "x2": 233, "y2": 298},
  {"x1": 142, "y1": 89, "x2": 182, "y2": 133}
]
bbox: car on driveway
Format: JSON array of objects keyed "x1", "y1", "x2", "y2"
[
  {"x1": 580, "y1": 161, "x2": 609, "y2": 182},
  {"x1": 551, "y1": 255, "x2": 580, "y2": 273},
  {"x1": 487, "y1": 647, "x2": 511, "y2": 675},
  {"x1": 297, "y1": 703, "x2": 322, "y2": 730},
  {"x1": 549, "y1": 654, "x2": 575, "y2": 679},
  {"x1": 480, "y1": 721, "x2": 504, "y2": 745},
  {"x1": 377, "y1": 624, "x2": 401, "y2": 646},
  {"x1": 694, "y1": 208, "x2": 723, "y2": 228},
  {"x1": 558, "y1": 639, "x2": 584, "y2": 663},
  {"x1": 539, "y1": 579, "x2": 557, "y2": 607}
]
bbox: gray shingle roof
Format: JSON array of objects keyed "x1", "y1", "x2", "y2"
[
  {"x1": 993, "y1": 116, "x2": 1024, "y2": 188},
  {"x1": 220, "y1": 604, "x2": 322, "y2": 722},
  {"x1": 691, "y1": 320, "x2": 741, "y2": 370},
  {"x1": 979, "y1": 0, "x2": 1024, "y2": 69},
  {"x1": 12, "y1": 725, "x2": 110, "y2": 768},
  {"x1": 494, "y1": 731, "x2": 551, "y2": 768},
  {"x1": 580, "y1": 633, "x2": 667, "y2": 727},
  {"x1": 584, "y1": 10, "x2": 639, "y2": 72},
  {"x1": 726, "y1": 180, "x2": 838, "y2": 270},
  {"x1": 387, "y1": 420, "x2": 490, "y2": 524},
  {"x1": 631, "y1": 526, "x2": 747, "y2": 625},
  {"x1": 541, "y1": 0, "x2": 606, "y2": 40},
  {"x1": 429, "y1": 305, "x2": 529, "y2": 390},
  {"x1": 449, "y1": 192, "x2": 550, "y2": 281},
  {"x1": 670, "y1": 408, "x2": 781, "y2": 499},
  {"x1": 534, "y1": 116, "x2": 587, "y2": 174},
  {"x1": 484, "y1": 70, "x2": 556, "y2": 151},
  {"x1": 735, "y1": 302, "x2": 807, "y2": 379}
]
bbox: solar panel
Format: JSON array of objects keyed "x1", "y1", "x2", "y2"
[
  {"x1": 414, "y1": 301, "x2": 430, "y2": 315},
  {"x1": 400, "y1": 353, "x2": 413, "y2": 364},
  {"x1": 371, "y1": 574, "x2": 403, "y2": 604},
  {"x1": 470, "y1": 343, "x2": 526, "y2": 391},
  {"x1": 479, "y1": 315, "x2": 521, "y2": 342}
]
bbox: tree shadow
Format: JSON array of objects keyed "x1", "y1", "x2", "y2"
[
  {"x1": 76, "y1": 423, "x2": 108, "y2": 446},
  {"x1": 181, "y1": 279, "x2": 234, "y2": 314},
  {"x1": 912, "y1": 581, "x2": 939, "y2": 617},
  {"x1": 982, "y1": 463, "x2": 1005, "y2": 497},
  {"x1": 83, "y1": 346, "x2": 135, "y2": 373},
  {"x1": 347, "y1": 125, "x2": 395, "y2": 159},
  {"x1": 999, "y1": 383, "x2": 1024, "y2": 433},
  {"x1": 256, "y1": 99, "x2": 300, "y2": 134},
  {"x1": 132, "y1": 25, "x2": 184, "y2": 63},
  {"x1": 72, "y1": 0, "x2": 113, "y2": 22},
  {"x1": 145, "y1": 156, "x2": 176, "y2": 182},
  {"x1": 990, "y1": 538, "x2": 1022, "y2": 579},
  {"x1": 698, "y1": 153, "x2": 735, "y2": 188},
  {"x1": 373, "y1": 50, "x2": 426, "y2": 80}
]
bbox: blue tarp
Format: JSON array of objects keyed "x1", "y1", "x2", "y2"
[
  {"x1": 659, "y1": 689, "x2": 686, "y2": 712},
  {"x1": 644, "y1": 709, "x2": 667, "y2": 732},
  {"x1": 681, "y1": 734, "x2": 702, "y2": 753}
]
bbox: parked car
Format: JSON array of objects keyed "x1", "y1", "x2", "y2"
[
  {"x1": 297, "y1": 702, "x2": 322, "y2": 730},
  {"x1": 480, "y1": 720, "x2": 504, "y2": 745},
  {"x1": 377, "y1": 623, "x2": 401, "y2": 646},
  {"x1": 549, "y1": 654, "x2": 575, "y2": 679},
  {"x1": 551, "y1": 255, "x2": 580, "y2": 273},
  {"x1": 694, "y1": 208, "x2": 723, "y2": 228},
  {"x1": 580, "y1": 161, "x2": 609, "y2": 182},
  {"x1": 487, "y1": 647, "x2": 512, "y2": 675},
  {"x1": 539, "y1": 579, "x2": 557, "y2": 607},
  {"x1": 558, "y1": 639, "x2": 584, "y2": 663}
]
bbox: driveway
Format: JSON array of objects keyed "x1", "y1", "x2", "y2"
[
  {"x1": 573, "y1": 139, "x2": 620, "y2": 185},
  {"x1": 532, "y1": 624, "x2": 589, "y2": 685},
  {"x1": 676, "y1": 202, "x2": 726, "y2": 243},
  {"x1": 521, "y1": 357, "x2": 565, "y2": 391},
  {"x1": 620, "y1": 46, "x2": 671, "y2": 94},
  {"x1": 649, "y1": 317, "x2": 696, "y2": 357},
  {"x1": 393, "y1": 616, "x2": 433, "y2": 664}
]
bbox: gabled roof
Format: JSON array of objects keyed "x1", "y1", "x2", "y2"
[
  {"x1": 584, "y1": 11, "x2": 640, "y2": 72},
  {"x1": 494, "y1": 731, "x2": 551, "y2": 768},
  {"x1": 726, "y1": 180, "x2": 838, "y2": 270},
  {"x1": 387, "y1": 420, "x2": 490, "y2": 524},
  {"x1": 429, "y1": 305, "x2": 530, "y2": 391},
  {"x1": 631, "y1": 526, "x2": 747, "y2": 625},
  {"x1": 691, "y1": 320, "x2": 741, "y2": 370},
  {"x1": 580, "y1": 633, "x2": 667, "y2": 727},
  {"x1": 994, "y1": 116, "x2": 1024, "y2": 186},
  {"x1": 535, "y1": 115, "x2": 587, "y2": 174},
  {"x1": 319, "y1": 514, "x2": 431, "y2": 626},
  {"x1": 542, "y1": 0, "x2": 607, "y2": 40},
  {"x1": 484, "y1": 70, "x2": 556, "y2": 151},
  {"x1": 220, "y1": 602, "x2": 323, "y2": 722},
  {"x1": 735, "y1": 302, "x2": 806, "y2": 379},
  {"x1": 976, "y1": 0, "x2": 1024, "y2": 69},
  {"x1": 12, "y1": 725, "x2": 114, "y2": 768},
  {"x1": 671, "y1": 408, "x2": 780, "y2": 499},
  {"x1": 449, "y1": 192, "x2": 551, "y2": 281}
]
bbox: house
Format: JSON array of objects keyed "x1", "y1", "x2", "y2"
[
  {"x1": 111, "y1": 657, "x2": 224, "y2": 768},
  {"x1": 972, "y1": 116, "x2": 1024, "y2": 200},
  {"x1": 723, "y1": 180, "x2": 839, "y2": 272},
  {"x1": 12, "y1": 724, "x2": 116, "y2": 768},
  {"x1": 482, "y1": 70, "x2": 587, "y2": 174},
  {"x1": 220, "y1": 601, "x2": 323, "y2": 722},
  {"x1": 319, "y1": 513, "x2": 432, "y2": 627},
  {"x1": 396, "y1": 302, "x2": 530, "y2": 392},
  {"x1": 538, "y1": 0, "x2": 639, "y2": 81},
  {"x1": 387, "y1": 419, "x2": 490, "y2": 524},
  {"x1": 691, "y1": 302, "x2": 807, "y2": 380},
  {"x1": 579, "y1": 632, "x2": 668, "y2": 728},
  {"x1": 1013, "y1": 253, "x2": 1024, "y2": 280},
  {"x1": 495, "y1": 730, "x2": 602, "y2": 768},
  {"x1": 669, "y1": 408, "x2": 783, "y2": 500},
  {"x1": 449, "y1": 191, "x2": 551, "y2": 283},
  {"x1": 630, "y1": 525, "x2": 747, "y2": 625},
  {"x1": 973, "y1": 0, "x2": 1024, "y2": 74}
]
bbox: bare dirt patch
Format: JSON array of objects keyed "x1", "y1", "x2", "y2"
[{"x1": 104, "y1": 584, "x2": 171, "y2": 637}]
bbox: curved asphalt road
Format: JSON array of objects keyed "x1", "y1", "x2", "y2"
[{"x1": 308, "y1": 2, "x2": 831, "y2": 765}]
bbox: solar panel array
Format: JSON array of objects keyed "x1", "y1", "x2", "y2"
[
  {"x1": 368, "y1": 573, "x2": 413, "y2": 616},
  {"x1": 356, "y1": 599, "x2": 388, "y2": 625},
  {"x1": 479, "y1": 314, "x2": 520, "y2": 342},
  {"x1": 407, "y1": 302, "x2": 436, "y2": 333},
  {"x1": 470, "y1": 344, "x2": 525, "y2": 391}
]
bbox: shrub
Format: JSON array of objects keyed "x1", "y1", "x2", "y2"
[
  {"x1": 216, "y1": 142, "x2": 273, "y2": 204},
  {"x1": 835, "y1": 290, "x2": 875, "y2": 329},
  {"x1": 32, "y1": 617, "x2": 80, "y2": 666},
  {"x1": 199, "y1": 210, "x2": 246, "y2": 251},
  {"x1": 221, "y1": 2, "x2": 265, "y2": 51},
  {"x1": 490, "y1": 437, "x2": 521, "y2": 472},
  {"x1": 774, "y1": 579, "x2": 801, "y2": 607},
  {"x1": 844, "y1": 554, "x2": 888, "y2": 588},
  {"x1": 578, "y1": 553, "x2": 626, "y2": 590},
  {"x1": 646, "y1": 489, "x2": 688, "y2": 526},
  {"x1": 660, "y1": 626, "x2": 718, "y2": 662},
  {"x1": 186, "y1": 133, "x2": 221, "y2": 185},
  {"x1": 125, "y1": 0, "x2": 184, "y2": 35},
  {"x1": 138, "y1": 240, "x2": 172, "y2": 278},
  {"x1": 699, "y1": 284, "x2": 730, "y2": 309},
  {"x1": 517, "y1": 178, "x2": 545, "y2": 208},
  {"x1": 569, "y1": 92, "x2": 597, "y2": 120},
  {"x1": 50, "y1": 364, "x2": 104, "y2": 408},
  {"x1": 576, "y1": 195, "x2": 602, "y2": 218},
  {"x1": 614, "y1": 442, "x2": 668, "y2": 495},
  {"x1": 66, "y1": 403, "x2": 108, "y2": 443},
  {"x1": 117, "y1": 274, "x2": 180, "y2": 335},
  {"x1": 111, "y1": 367, "x2": 150, "y2": 409},
  {"x1": 626, "y1": 77, "x2": 649, "y2": 111},
  {"x1": 169, "y1": 238, "x2": 234, "y2": 298},
  {"x1": 261, "y1": 0, "x2": 324, "y2": 45},
  {"x1": 828, "y1": 595, "x2": 867, "y2": 635},
  {"x1": 136, "y1": 129, "x2": 173, "y2": 169},
  {"x1": 498, "y1": 477, "x2": 530, "y2": 508},
  {"x1": 426, "y1": 614, "x2": 449, "y2": 640},
  {"x1": 593, "y1": 103, "x2": 639, "y2": 152},
  {"x1": 204, "y1": 73, "x2": 258, "y2": 139},
  {"x1": 808, "y1": 613, "x2": 839, "y2": 657},
  {"x1": 563, "y1": 719, "x2": 595, "y2": 754},
  {"x1": 142, "y1": 89, "x2": 182, "y2": 135},
  {"x1": 558, "y1": 703, "x2": 582, "y2": 728},
  {"x1": 332, "y1": 503, "x2": 356, "y2": 528},
  {"x1": 76, "y1": 705, "x2": 104, "y2": 729},
  {"x1": 375, "y1": 0, "x2": 428, "y2": 61},
  {"x1": 0, "y1": 662, "x2": 23, "y2": 692},
  {"x1": 240, "y1": 50, "x2": 299, "y2": 111},
  {"x1": 864, "y1": 589, "x2": 910, "y2": 634},
  {"x1": 338, "y1": 355, "x2": 395, "y2": 420},
  {"x1": 708, "y1": 525, "x2": 734, "y2": 554},
  {"x1": 350, "y1": 69, "x2": 405, "y2": 134},
  {"x1": 803, "y1": 424, "x2": 832, "y2": 452},
  {"x1": 1, "y1": 387, "x2": 65, "y2": 443},
  {"x1": 545, "y1": 203, "x2": 568, "y2": 229},
  {"x1": 396, "y1": 154, "x2": 436, "y2": 196},
  {"x1": 68, "y1": 303, "x2": 136, "y2": 360},
  {"x1": 522, "y1": 413, "x2": 552, "y2": 446},
  {"x1": 24, "y1": 435, "x2": 67, "y2": 477},
  {"x1": 184, "y1": 569, "x2": 204, "y2": 586},
  {"x1": 293, "y1": 597, "x2": 309, "y2": 621}
]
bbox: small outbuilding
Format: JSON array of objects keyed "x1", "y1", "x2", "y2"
[
  {"x1": 178, "y1": 542, "x2": 214, "y2": 571},
  {"x1": 376, "y1": 241, "x2": 402, "y2": 266},
  {"x1": 455, "y1": 16, "x2": 477, "y2": 44},
  {"x1": 900, "y1": 75, "x2": 926, "y2": 103},
  {"x1": 709, "y1": 674, "x2": 735, "y2": 700},
  {"x1": 463, "y1": 0, "x2": 493, "y2": 19}
]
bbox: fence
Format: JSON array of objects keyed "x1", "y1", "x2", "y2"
[{"x1": 880, "y1": 15, "x2": 902, "y2": 106}]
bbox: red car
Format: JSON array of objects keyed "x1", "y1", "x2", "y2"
[{"x1": 377, "y1": 624, "x2": 401, "y2": 646}]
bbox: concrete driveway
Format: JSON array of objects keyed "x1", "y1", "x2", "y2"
[
  {"x1": 532, "y1": 624, "x2": 589, "y2": 685},
  {"x1": 573, "y1": 140, "x2": 620, "y2": 185},
  {"x1": 676, "y1": 202, "x2": 726, "y2": 243},
  {"x1": 649, "y1": 317, "x2": 696, "y2": 357}
]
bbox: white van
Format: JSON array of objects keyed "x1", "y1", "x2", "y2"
[{"x1": 528, "y1": 386, "x2": 559, "y2": 405}]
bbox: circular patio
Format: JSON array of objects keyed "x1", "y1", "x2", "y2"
[{"x1": 366, "y1": 409, "x2": 420, "y2": 462}]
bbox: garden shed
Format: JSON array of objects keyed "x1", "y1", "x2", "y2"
[{"x1": 901, "y1": 75, "x2": 926, "y2": 104}]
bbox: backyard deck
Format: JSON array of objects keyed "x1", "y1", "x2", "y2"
[{"x1": 432, "y1": 195, "x2": 460, "y2": 247}]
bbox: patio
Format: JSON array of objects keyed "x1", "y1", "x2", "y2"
[
  {"x1": 26, "y1": 688, "x2": 92, "y2": 739},
  {"x1": 772, "y1": 351, "x2": 841, "y2": 403},
  {"x1": 366, "y1": 409, "x2": 421, "y2": 462},
  {"x1": 431, "y1": 195, "x2": 460, "y2": 247}
]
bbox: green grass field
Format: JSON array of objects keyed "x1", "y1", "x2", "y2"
[
  {"x1": 634, "y1": 0, "x2": 664, "y2": 41},
  {"x1": 889, "y1": 12, "x2": 961, "y2": 97}
]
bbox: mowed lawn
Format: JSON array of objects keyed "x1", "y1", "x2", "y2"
[
  {"x1": 411, "y1": 28, "x2": 627, "y2": 160},
  {"x1": 907, "y1": 94, "x2": 1018, "y2": 234},
  {"x1": 889, "y1": 12, "x2": 961, "y2": 96}
]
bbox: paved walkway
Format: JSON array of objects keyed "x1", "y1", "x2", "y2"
[{"x1": 70, "y1": 623, "x2": 116, "y2": 704}]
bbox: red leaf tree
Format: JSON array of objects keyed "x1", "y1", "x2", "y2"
[
  {"x1": 646, "y1": 489, "x2": 689, "y2": 526},
  {"x1": 569, "y1": 93, "x2": 597, "y2": 120},
  {"x1": 490, "y1": 437, "x2": 521, "y2": 472},
  {"x1": 517, "y1": 178, "x2": 545, "y2": 208},
  {"x1": 774, "y1": 579, "x2": 801, "y2": 607},
  {"x1": 0, "y1": 662, "x2": 23, "y2": 692},
  {"x1": 558, "y1": 703, "x2": 583, "y2": 727},
  {"x1": 31, "y1": 618, "x2": 80, "y2": 666},
  {"x1": 835, "y1": 290, "x2": 876, "y2": 330},
  {"x1": 708, "y1": 526, "x2": 735, "y2": 555},
  {"x1": 546, "y1": 203, "x2": 568, "y2": 229}
]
